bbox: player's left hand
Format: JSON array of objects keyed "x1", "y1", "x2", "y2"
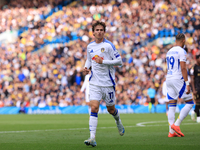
[
  {"x1": 83, "y1": 67, "x2": 90, "y2": 75},
  {"x1": 95, "y1": 56, "x2": 103, "y2": 64},
  {"x1": 186, "y1": 85, "x2": 190, "y2": 94},
  {"x1": 193, "y1": 90, "x2": 197, "y2": 95}
]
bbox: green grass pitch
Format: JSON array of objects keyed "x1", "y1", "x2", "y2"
[{"x1": 0, "y1": 113, "x2": 199, "y2": 150}]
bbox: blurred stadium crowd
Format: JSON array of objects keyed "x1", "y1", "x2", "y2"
[{"x1": 0, "y1": 0, "x2": 199, "y2": 108}]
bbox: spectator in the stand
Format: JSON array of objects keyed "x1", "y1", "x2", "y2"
[
  {"x1": 19, "y1": 102, "x2": 25, "y2": 113},
  {"x1": 0, "y1": 0, "x2": 199, "y2": 107},
  {"x1": 147, "y1": 83, "x2": 157, "y2": 113}
]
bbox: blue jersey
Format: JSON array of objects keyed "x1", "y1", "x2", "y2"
[{"x1": 166, "y1": 46, "x2": 187, "y2": 80}]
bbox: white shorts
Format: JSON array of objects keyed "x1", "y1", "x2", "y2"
[
  {"x1": 166, "y1": 79, "x2": 192, "y2": 101},
  {"x1": 89, "y1": 84, "x2": 115, "y2": 106}
]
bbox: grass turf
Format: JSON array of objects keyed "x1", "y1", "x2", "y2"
[{"x1": 0, "y1": 113, "x2": 199, "y2": 150}]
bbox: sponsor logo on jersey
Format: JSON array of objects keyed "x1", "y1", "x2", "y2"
[{"x1": 92, "y1": 55, "x2": 104, "y2": 60}]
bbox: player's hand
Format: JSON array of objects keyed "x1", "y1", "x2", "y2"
[
  {"x1": 95, "y1": 56, "x2": 103, "y2": 64},
  {"x1": 186, "y1": 85, "x2": 190, "y2": 94},
  {"x1": 193, "y1": 90, "x2": 197, "y2": 95},
  {"x1": 83, "y1": 67, "x2": 89, "y2": 75}
]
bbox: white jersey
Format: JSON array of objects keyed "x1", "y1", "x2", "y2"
[
  {"x1": 84, "y1": 38, "x2": 122, "y2": 87},
  {"x1": 81, "y1": 74, "x2": 90, "y2": 94},
  {"x1": 166, "y1": 46, "x2": 187, "y2": 80}
]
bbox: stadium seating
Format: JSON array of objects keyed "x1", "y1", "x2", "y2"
[{"x1": 0, "y1": 0, "x2": 199, "y2": 109}]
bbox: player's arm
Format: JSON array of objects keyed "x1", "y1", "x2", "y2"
[
  {"x1": 180, "y1": 50, "x2": 190, "y2": 94},
  {"x1": 83, "y1": 46, "x2": 91, "y2": 75},
  {"x1": 190, "y1": 67, "x2": 197, "y2": 95},
  {"x1": 102, "y1": 56, "x2": 122, "y2": 66},
  {"x1": 80, "y1": 77, "x2": 86, "y2": 92},
  {"x1": 180, "y1": 61, "x2": 188, "y2": 81},
  {"x1": 102, "y1": 45, "x2": 122, "y2": 66}
]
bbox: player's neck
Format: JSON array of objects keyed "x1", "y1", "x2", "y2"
[
  {"x1": 175, "y1": 42, "x2": 183, "y2": 48},
  {"x1": 175, "y1": 44, "x2": 183, "y2": 48},
  {"x1": 95, "y1": 38, "x2": 104, "y2": 44}
]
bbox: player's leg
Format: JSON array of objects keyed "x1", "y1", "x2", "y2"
[
  {"x1": 84, "y1": 100, "x2": 99, "y2": 147},
  {"x1": 172, "y1": 91, "x2": 194, "y2": 136},
  {"x1": 166, "y1": 79, "x2": 180, "y2": 137},
  {"x1": 106, "y1": 104, "x2": 125, "y2": 136},
  {"x1": 104, "y1": 86, "x2": 125, "y2": 136},
  {"x1": 168, "y1": 99, "x2": 180, "y2": 137},
  {"x1": 151, "y1": 98, "x2": 156, "y2": 113},
  {"x1": 172, "y1": 99, "x2": 194, "y2": 136},
  {"x1": 86, "y1": 102, "x2": 91, "y2": 115},
  {"x1": 191, "y1": 94, "x2": 197, "y2": 121},
  {"x1": 175, "y1": 99, "x2": 194, "y2": 126},
  {"x1": 191, "y1": 95, "x2": 196, "y2": 121},
  {"x1": 196, "y1": 102, "x2": 200, "y2": 123},
  {"x1": 84, "y1": 85, "x2": 101, "y2": 147},
  {"x1": 90, "y1": 100, "x2": 99, "y2": 138},
  {"x1": 148, "y1": 96, "x2": 152, "y2": 113},
  {"x1": 86, "y1": 92, "x2": 91, "y2": 115},
  {"x1": 165, "y1": 101, "x2": 169, "y2": 116},
  {"x1": 191, "y1": 107, "x2": 196, "y2": 121},
  {"x1": 195, "y1": 92, "x2": 200, "y2": 122}
]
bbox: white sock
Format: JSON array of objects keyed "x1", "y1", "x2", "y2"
[
  {"x1": 89, "y1": 113, "x2": 98, "y2": 139},
  {"x1": 175, "y1": 103, "x2": 194, "y2": 126},
  {"x1": 112, "y1": 109, "x2": 121, "y2": 124},
  {"x1": 197, "y1": 117, "x2": 200, "y2": 122},
  {"x1": 168, "y1": 104, "x2": 176, "y2": 134}
]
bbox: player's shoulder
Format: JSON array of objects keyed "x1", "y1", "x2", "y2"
[
  {"x1": 175, "y1": 46, "x2": 187, "y2": 54},
  {"x1": 167, "y1": 47, "x2": 178, "y2": 55},
  {"x1": 168, "y1": 46, "x2": 186, "y2": 55},
  {"x1": 103, "y1": 39, "x2": 116, "y2": 50},
  {"x1": 87, "y1": 41, "x2": 96, "y2": 47}
]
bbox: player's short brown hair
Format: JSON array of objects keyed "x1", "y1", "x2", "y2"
[
  {"x1": 92, "y1": 21, "x2": 106, "y2": 32},
  {"x1": 176, "y1": 33, "x2": 185, "y2": 41}
]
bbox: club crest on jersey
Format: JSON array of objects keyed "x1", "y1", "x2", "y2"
[{"x1": 101, "y1": 48, "x2": 105, "y2": 52}]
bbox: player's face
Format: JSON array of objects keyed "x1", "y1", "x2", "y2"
[{"x1": 93, "y1": 25, "x2": 105, "y2": 40}]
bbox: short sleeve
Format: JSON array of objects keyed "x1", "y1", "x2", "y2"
[{"x1": 179, "y1": 48, "x2": 187, "y2": 62}]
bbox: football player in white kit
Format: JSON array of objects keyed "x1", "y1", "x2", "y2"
[
  {"x1": 81, "y1": 72, "x2": 91, "y2": 115},
  {"x1": 83, "y1": 21, "x2": 125, "y2": 147},
  {"x1": 166, "y1": 33, "x2": 194, "y2": 137}
]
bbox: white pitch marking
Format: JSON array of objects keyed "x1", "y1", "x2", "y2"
[
  {"x1": 0, "y1": 120, "x2": 197, "y2": 134},
  {"x1": 136, "y1": 120, "x2": 167, "y2": 127}
]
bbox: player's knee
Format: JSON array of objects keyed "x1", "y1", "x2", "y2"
[
  {"x1": 107, "y1": 108, "x2": 115, "y2": 114},
  {"x1": 91, "y1": 105, "x2": 99, "y2": 113}
]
